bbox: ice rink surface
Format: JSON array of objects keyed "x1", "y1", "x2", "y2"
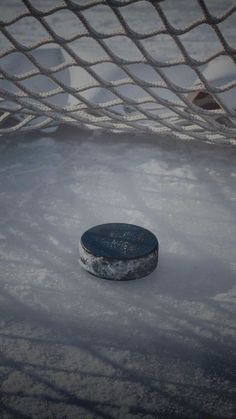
[
  {"x1": 0, "y1": 127, "x2": 236, "y2": 419},
  {"x1": 0, "y1": 1, "x2": 236, "y2": 418}
]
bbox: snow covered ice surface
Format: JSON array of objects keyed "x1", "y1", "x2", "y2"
[
  {"x1": 0, "y1": 1, "x2": 236, "y2": 419},
  {"x1": 0, "y1": 127, "x2": 236, "y2": 419}
]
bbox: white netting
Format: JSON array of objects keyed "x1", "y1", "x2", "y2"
[{"x1": 0, "y1": 0, "x2": 236, "y2": 143}]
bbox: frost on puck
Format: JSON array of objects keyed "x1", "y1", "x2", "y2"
[{"x1": 79, "y1": 223, "x2": 159, "y2": 280}]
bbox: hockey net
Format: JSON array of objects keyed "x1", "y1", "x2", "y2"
[{"x1": 0, "y1": 0, "x2": 236, "y2": 144}]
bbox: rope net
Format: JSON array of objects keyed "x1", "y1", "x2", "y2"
[{"x1": 0, "y1": 0, "x2": 236, "y2": 143}]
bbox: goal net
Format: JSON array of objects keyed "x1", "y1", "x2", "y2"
[{"x1": 0, "y1": 0, "x2": 235, "y2": 144}]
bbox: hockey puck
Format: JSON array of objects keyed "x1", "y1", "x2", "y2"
[{"x1": 79, "y1": 223, "x2": 159, "y2": 280}]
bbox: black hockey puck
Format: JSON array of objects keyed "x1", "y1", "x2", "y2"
[{"x1": 79, "y1": 223, "x2": 159, "y2": 280}]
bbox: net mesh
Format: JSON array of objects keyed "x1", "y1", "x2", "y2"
[{"x1": 0, "y1": 0, "x2": 236, "y2": 143}]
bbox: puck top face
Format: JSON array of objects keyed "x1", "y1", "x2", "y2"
[{"x1": 80, "y1": 223, "x2": 158, "y2": 260}]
